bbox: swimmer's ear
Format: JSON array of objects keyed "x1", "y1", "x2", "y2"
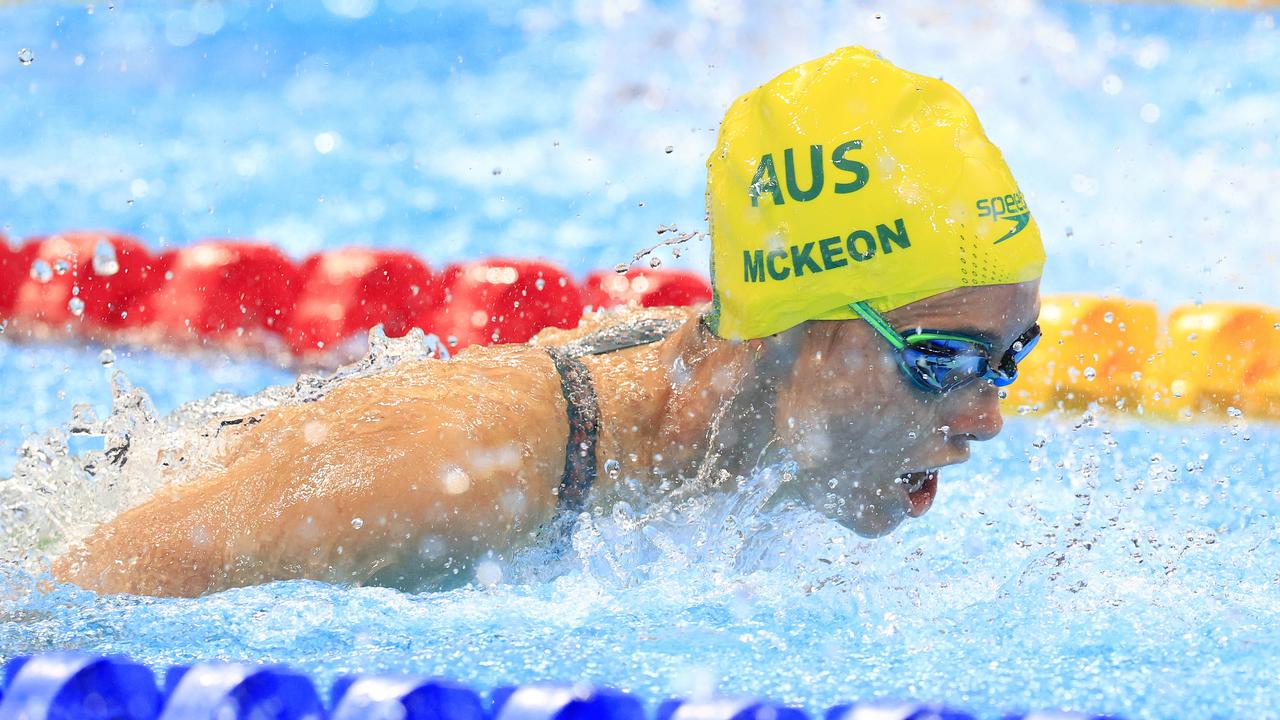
[{"x1": 753, "y1": 324, "x2": 807, "y2": 384}]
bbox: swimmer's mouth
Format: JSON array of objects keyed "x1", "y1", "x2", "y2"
[{"x1": 898, "y1": 469, "x2": 938, "y2": 518}]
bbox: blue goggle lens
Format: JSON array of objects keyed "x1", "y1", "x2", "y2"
[
  {"x1": 898, "y1": 324, "x2": 1042, "y2": 393},
  {"x1": 900, "y1": 339, "x2": 991, "y2": 393}
]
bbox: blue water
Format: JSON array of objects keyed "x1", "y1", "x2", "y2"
[{"x1": 2, "y1": 1, "x2": 1279, "y2": 718}]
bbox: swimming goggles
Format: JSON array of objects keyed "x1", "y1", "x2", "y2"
[{"x1": 849, "y1": 301, "x2": 1041, "y2": 394}]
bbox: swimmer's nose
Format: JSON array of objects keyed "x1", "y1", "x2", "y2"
[{"x1": 946, "y1": 383, "x2": 1004, "y2": 442}]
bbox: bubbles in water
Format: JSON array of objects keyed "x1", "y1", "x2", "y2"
[
  {"x1": 17, "y1": 48, "x2": 33, "y2": 65},
  {"x1": 1103, "y1": 312, "x2": 1114, "y2": 323},
  {"x1": 351, "y1": 517, "x2": 364, "y2": 529},
  {"x1": 475, "y1": 559, "x2": 502, "y2": 586},
  {"x1": 92, "y1": 239, "x2": 120, "y2": 276},
  {"x1": 1083, "y1": 367, "x2": 1097, "y2": 380},
  {"x1": 67, "y1": 297, "x2": 85, "y2": 317},
  {"x1": 534, "y1": 277, "x2": 546, "y2": 291},
  {"x1": 604, "y1": 458, "x2": 621, "y2": 480},
  {"x1": 29, "y1": 259, "x2": 53, "y2": 283},
  {"x1": 614, "y1": 263, "x2": 629, "y2": 274},
  {"x1": 54, "y1": 259, "x2": 70, "y2": 275},
  {"x1": 313, "y1": 132, "x2": 338, "y2": 154},
  {"x1": 648, "y1": 256, "x2": 662, "y2": 268},
  {"x1": 98, "y1": 348, "x2": 116, "y2": 367},
  {"x1": 664, "y1": 145, "x2": 674, "y2": 154}
]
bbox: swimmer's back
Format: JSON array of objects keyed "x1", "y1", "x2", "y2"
[{"x1": 53, "y1": 306, "x2": 696, "y2": 596}]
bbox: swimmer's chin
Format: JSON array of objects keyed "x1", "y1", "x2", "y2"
[{"x1": 835, "y1": 505, "x2": 908, "y2": 539}]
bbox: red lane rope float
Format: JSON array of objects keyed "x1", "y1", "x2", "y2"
[
  {"x1": 0, "y1": 231, "x2": 712, "y2": 356},
  {"x1": 6, "y1": 231, "x2": 1280, "y2": 422}
]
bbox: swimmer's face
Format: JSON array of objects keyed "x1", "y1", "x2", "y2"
[{"x1": 772, "y1": 281, "x2": 1041, "y2": 538}]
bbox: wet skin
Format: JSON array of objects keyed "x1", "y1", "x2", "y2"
[
  {"x1": 51, "y1": 281, "x2": 1039, "y2": 596},
  {"x1": 772, "y1": 280, "x2": 1041, "y2": 536}
]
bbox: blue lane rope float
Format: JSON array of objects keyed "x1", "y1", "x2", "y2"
[
  {"x1": 0, "y1": 653, "x2": 161, "y2": 720},
  {"x1": 826, "y1": 702, "x2": 976, "y2": 720},
  {"x1": 0, "y1": 653, "x2": 1130, "y2": 720},
  {"x1": 491, "y1": 684, "x2": 645, "y2": 720},
  {"x1": 159, "y1": 663, "x2": 324, "y2": 720},
  {"x1": 659, "y1": 698, "x2": 808, "y2": 720},
  {"x1": 329, "y1": 675, "x2": 485, "y2": 720}
]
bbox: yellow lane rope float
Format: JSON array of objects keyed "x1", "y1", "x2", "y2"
[{"x1": 1004, "y1": 295, "x2": 1280, "y2": 422}]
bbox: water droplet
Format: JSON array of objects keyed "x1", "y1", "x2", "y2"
[
  {"x1": 491, "y1": 167, "x2": 502, "y2": 176},
  {"x1": 907, "y1": 431, "x2": 917, "y2": 439},
  {"x1": 447, "y1": 335, "x2": 458, "y2": 347},
  {"x1": 1227, "y1": 406, "x2": 1243, "y2": 418},
  {"x1": 67, "y1": 297, "x2": 85, "y2": 317},
  {"x1": 92, "y1": 238, "x2": 119, "y2": 276},
  {"x1": 29, "y1": 259, "x2": 53, "y2": 283},
  {"x1": 351, "y1": 517, "x2": 364, "y2": 529},
  {"x1": 534, "y1": 277, "x2": 546, "y2": 291},
  {"x1": 637, "y1": 201, "x2": 645, "y2": 207},
  {"x1": 614, "y1": 263, "x2": 629, "y2": 274},
  {"x1": 54, "y1": 259, "x2": 70, "y2": 275},
  {"x1": 648, "y1": 256, "x2": 662, "y2": 268},
  {"x1": 1103, "y1": 312, "x2": 1114, "y2": 323},
  {"x1": 604, "y1": 458, "x2": 621, "y2": 480},
  {"x1": 475, "y1": 560, "x2": 502, "y2": 586},
  {"x1": 98, "y1": 348, "x2": 115, "y2": 367},
  {"x1": 664, "y1": 145, "x2": 674, "y2": 154},
  {"x1": 1083, "y1": 367, "x2": 1097, "y2": 380},
  {"x1": 17, "y1": 48, "x2": 33, "y2": 65}
]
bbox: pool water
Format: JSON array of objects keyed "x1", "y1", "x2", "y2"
[{"x1": 2, "y1": 1, "x2": 1278, "y2": 718}]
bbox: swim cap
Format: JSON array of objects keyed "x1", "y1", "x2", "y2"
[{"x1": 704, "y1": 46, "x2": 1046, "y2": 340}]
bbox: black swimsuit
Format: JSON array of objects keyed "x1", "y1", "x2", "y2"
[{"x1": 544, "y1": 317, "x2": 683, "y2": 515}]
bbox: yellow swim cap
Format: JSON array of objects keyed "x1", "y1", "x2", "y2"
[{"x1": 704, "y1": 46, "x2": 1046, "y2": 340}]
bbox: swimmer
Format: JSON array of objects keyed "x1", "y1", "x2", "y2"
[{"x1": 51, "y1": 47, "x2": 1044, "y2": 597}]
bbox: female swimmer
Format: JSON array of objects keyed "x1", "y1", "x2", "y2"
[{"x1": 53, "y1": 47, "x2": 1045, "y2": 596}]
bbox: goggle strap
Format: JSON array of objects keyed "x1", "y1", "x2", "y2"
[{"x1": 849, "y1": 301, "x2": 907, "y2": 351}]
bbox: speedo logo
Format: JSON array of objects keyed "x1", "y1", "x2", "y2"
[{"x1": 976, "y1": 191, "x2": 1031, "y2": 244}]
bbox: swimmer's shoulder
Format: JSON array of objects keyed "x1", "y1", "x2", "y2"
[
  {"x1": 326, "y1": 305, "x2": 700, "y2": 404},
  {"x1": 526, "y1": 304, "x2": 701, "y2": 349}
]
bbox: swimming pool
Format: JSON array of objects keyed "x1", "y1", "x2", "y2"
[{"x1": 2, "y1": 1, "x2": 1278, "y2": 718}]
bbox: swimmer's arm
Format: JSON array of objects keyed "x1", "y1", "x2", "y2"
[{"x1": 52, "y1": 353, "x2": 568, "y2": 596}]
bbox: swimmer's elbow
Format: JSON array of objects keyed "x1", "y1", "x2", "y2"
[{"x1": 50, "y1": 533, "x2": 227, "y2": 598}]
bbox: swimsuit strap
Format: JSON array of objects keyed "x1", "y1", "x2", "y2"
[
  {"x1": 547, "y1": 349, "x2": 599, "y2": 515},
  {"x1": 555, "y1": 317, "x2": 685, "y2": 359},
  {"x1": 545, "y1": 316, "x2": 684, "y2": 516}
]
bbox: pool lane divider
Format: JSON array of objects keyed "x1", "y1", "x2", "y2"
[
  {"x1": 0, "y1": 651, "x2": 1125, "y2": 720},
  {"x1": 1, "y1": 231, "x2": 1277, "y2": 422}
]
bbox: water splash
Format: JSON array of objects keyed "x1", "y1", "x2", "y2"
[
  {"x1": 0, "y1": 324, "x2": 450, "y2": 573},
  {"x1": 91, "y1": 239, "x2": 120, "y2": 276}
]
